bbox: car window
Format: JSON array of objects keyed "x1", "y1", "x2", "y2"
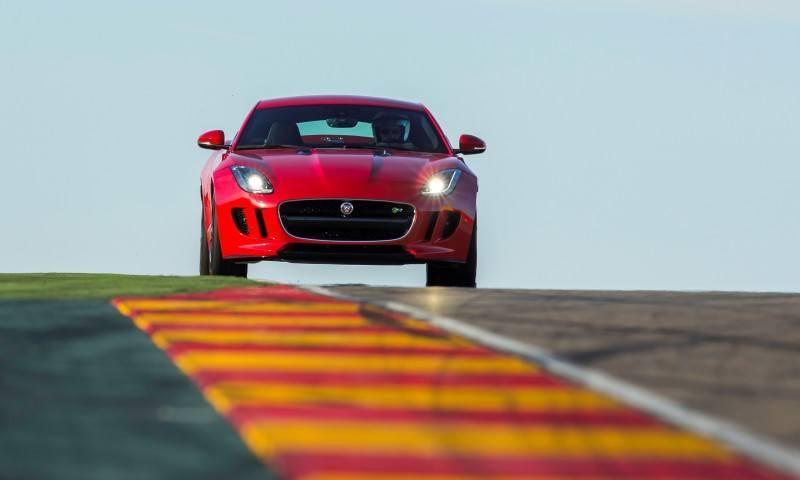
[
  {"x1": 236, "y1": 105, "x2": 446, "y2": 153},
  {"x1": 297, "y1": 120, "x2": 373, "y2": 138}
]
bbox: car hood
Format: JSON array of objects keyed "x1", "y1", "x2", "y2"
[{"x1": 224, "y1": 149, "x2": 461, "y2": 200}]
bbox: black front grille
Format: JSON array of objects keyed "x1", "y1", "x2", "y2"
[
  {"x1": 279, "y1": 200, "x2": 414, "y2": 241},
  {"x1": 232, "y1": 208, "x2": 249, "y2": 235},
  {"x1": 255, "y1": 209, "x2": 268, "y2": 238},
  {"x1": 279, "y1": 244, "x2": 417, "y2": 264},
  {"x1": 441, "y1": 211, "x2": 461, "y2": 239},
  {"x1": 425, "y1": 212, "x2": 439, "y2": 241}
]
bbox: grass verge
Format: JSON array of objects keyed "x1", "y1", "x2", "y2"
[{"x1": 0, "y1": 273, "x2": 260, "y2": 300}]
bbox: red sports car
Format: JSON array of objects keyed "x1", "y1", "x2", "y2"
[{"x1": 197, "y1": 95, "x2": 485, "y2": 287}]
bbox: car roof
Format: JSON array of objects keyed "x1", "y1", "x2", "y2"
[{"x1": 254, "y1": 95, "x2": 425, "y2": 111}]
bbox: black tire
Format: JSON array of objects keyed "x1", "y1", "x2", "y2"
[
  {"x1": 207, "y1": 199, "x2": 248, "y2": 278},
  {"x1": 426, "y1": 223, "x2": 477, "y2": 287},
  {"x1": 199, "y1": 213, "x2": 210, "y2": 275}
]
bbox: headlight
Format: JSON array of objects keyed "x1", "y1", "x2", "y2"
[
  {"x1": 422, "y1": 169, "x2": 461, "y2": 196},
  {"x1": 230, "y1": 166, "x2": 273, "y2": 194}
]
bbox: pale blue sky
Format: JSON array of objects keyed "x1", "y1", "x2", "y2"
[{"x1": 1, "y1": 1, "x2": 798, "y2": 291}]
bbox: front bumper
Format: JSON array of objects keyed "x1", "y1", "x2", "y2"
[{"x1": 213, "y1": 181, "x2": 476, "y2": 265}]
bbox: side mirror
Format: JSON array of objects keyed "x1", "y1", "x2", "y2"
[
  {"x1": 454, "y1": 134, "x2": 486, "y2": 155},
  {"x1": 197, "y1": 130, "x2": 228, "y2": 150}
]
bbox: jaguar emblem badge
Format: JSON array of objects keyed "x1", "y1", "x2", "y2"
[{"x1": 340, "y1": 201, "x2": 354, "y2": 216}]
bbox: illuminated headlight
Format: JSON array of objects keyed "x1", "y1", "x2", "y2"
[
  {"x1": 231, "y1": 166, "x2": 273, "y2": 194},
  {"x1": 422, "y1": 169, "x2": 461, "y2": 196}
]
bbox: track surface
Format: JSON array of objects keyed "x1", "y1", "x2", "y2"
[
  {"x1": 113, "y1": 285, "x2": 793, "y2": 479},
  {"x1": 330, "y1": 286, "x2": 800, "y2": 451},
  {"x1": 0, "y1": 299, "x2": 268, "y2": 480}
]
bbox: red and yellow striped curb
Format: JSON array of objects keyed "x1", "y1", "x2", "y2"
[{"x1": 112, "y1": 285, "x2": 790, "y2": 479}]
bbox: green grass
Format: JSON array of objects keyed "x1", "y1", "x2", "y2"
[{"x1": 0, "y1": 273, "x2": 261, "y2": 300}]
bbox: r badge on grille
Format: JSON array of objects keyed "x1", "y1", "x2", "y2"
[{"x1": 340, "y1": 202, "x2": 354, "y2": 216}]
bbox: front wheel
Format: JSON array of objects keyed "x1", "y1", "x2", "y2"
[
  {"x1": 426, "y1": 223, "x2": 477, "y2": 288},
  {"x1": 199, "y1": 214, "x2": 210, "y2": 275},
  {"x1": 202, "y1": 202, "x2": 248, "y2": 278}
]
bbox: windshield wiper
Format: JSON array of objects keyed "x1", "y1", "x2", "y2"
[
  {"x1": 378, "y1": 146, "x2": 421, "y2": 152},
  {"x1": 237, "y1": 144, "x2": 306, "y2": 150},
  {"x1": 344, "y1": 144, "x2": 422, "y2": 152},
  {"x1": 338, "y1": 144, "x2": 380, "y2": 150},
  {"x1": 320, "y1": 145, "x2": 398, "y2": 156},
  {"x1": 317, "y1": 144, "x2": 419, "y2": 152}
]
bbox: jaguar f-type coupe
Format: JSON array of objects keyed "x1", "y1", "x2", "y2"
[{"x1": 198, "y1": 95, "x2": 485, "y2": 287}]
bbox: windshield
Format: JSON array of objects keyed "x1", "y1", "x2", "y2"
[{"x1": 235, "y1": 105, "x2": 448, "y2": 153}]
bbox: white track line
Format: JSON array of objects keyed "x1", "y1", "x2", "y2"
[{"x1": 303, "y1": 284, "x2": 800, "y2": 477}]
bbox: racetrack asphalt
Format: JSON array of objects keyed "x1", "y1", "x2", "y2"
[
  {"x1": 328, "y1": 286, "x2": 800, "y2": 451},
  {"x1": 3, "y1": 278, "x2": 798, "y2": 479},
  {"x1": 0, "y1": 299, "x2": 272, "y2": 480}
]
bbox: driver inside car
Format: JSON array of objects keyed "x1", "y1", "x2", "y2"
[{"x1": 373, "y1": 115, "x2": 413, "y2": 148}]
